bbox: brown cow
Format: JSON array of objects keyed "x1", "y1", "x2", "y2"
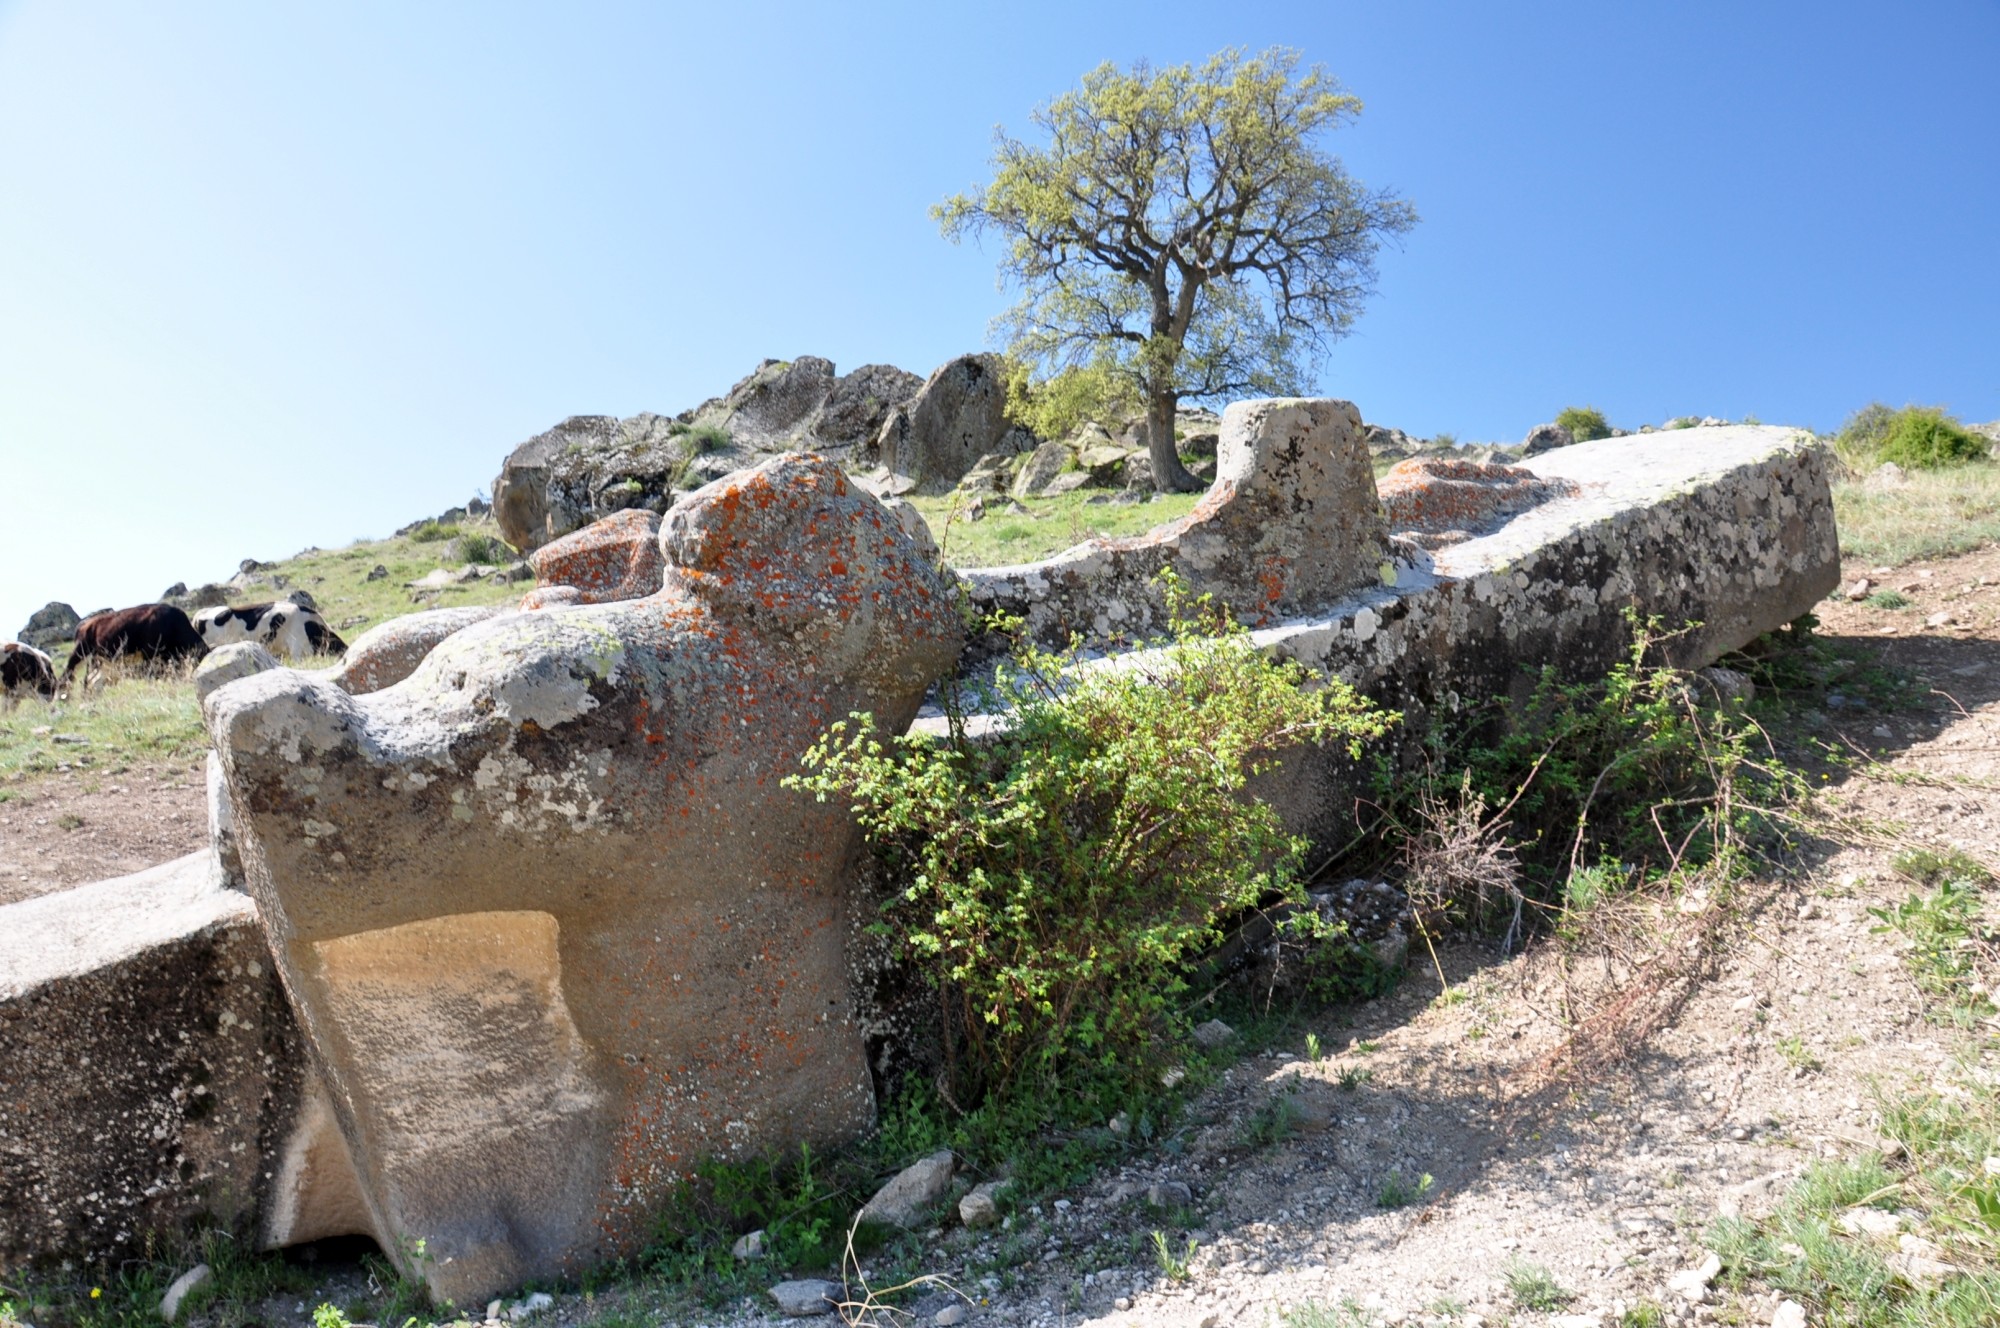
[
  {"x1": 1, "y1": 642, "x2": 56, "y2": 700},
  {"x1": 61, "y1": 603, "x2": 208, "y2": 685}
]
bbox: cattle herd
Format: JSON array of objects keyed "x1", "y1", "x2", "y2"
[{"x1": 2, "y1": 598, "x2": 347, "y2": 701}]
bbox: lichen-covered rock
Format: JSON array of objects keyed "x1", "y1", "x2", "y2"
[
  {"x1": 1012, "y1": 440, "x2": 1073, "y2": 498},
  {"x1": 963, "y1": 398, "x2": 1391, "y2": 650},
  {"x1": 202, "y1": 454, "x2": 963, "y2": 1305},
  {"x1": 876, "y1": 353, "x2": 1020, "y2": 493},
  {"x1": 1520, "y1": 421, "x2": 1575, "y2": 456},
  {"x1": 0, "y1": 853, "x2": 303, "y2": 1268},
  {"x1": 1378, "y1": 457, "x2": 1579, "y2": 548},
  {"x1": 528, "y1": 508, "x2": 664, "y2": 604},
  {"x1": 331, "y1": 605, "x2": 514, "y2": 695}
]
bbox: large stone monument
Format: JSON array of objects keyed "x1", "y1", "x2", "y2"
[{"x1": 201, "y1": 456, "x2": 962, "y2": 1303}]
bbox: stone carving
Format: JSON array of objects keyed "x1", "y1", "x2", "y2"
[
  {"x1": 1377, "y1": 457, "x2": 1580, "y2": 548},
  {"x1": 201, "y1": 455, "x2": 963, "y2": 1304},
  {"x1": 962, "y1": 398, "x2": 1393, "y2": 650},
  {"x1": 331, "y1": 605, "x2": 513, "y2": 695}
]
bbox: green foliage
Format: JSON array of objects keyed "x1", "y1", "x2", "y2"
[
  {"x1": 1150, "y1": 1229, "x2": 1197, "y2": 1281},
  {"x1": 1865, "y1": 589, "x2": 1912, "y2": 610},
  {"x1": 1281, "y1": 1300, "x2": 1372, "y2": 1328},
  {"x1": 1555, "y1": 405, "x2": 1613, "y2": 442},
  {"x1": 1836, "y1": 402, "x2": 1989, "y2": 471},
  {"x1": 1502, "y1": 1259, "x2": 1572, "y2": 1311},
  {"x1": 1893, "y1": 846, "x2": 1991, "y2": 888},
  {"x1": 909, "y1": 488, "x2": 1203, "y2": 571},
  {"x1": 407, "y1": 520, "x2": 459, "y2": 543},
  {"x1": 1832, "y1": 459, "x2": 2000, "y2": 564},
  {"x1": 1398, "y1": 618, "x2": 1802, "y2": 933},
  {"x1": 789, "y1": 571, "x2": 1396, "y2": 1115},
  {"x1": 312, "y1": 1306, "x2": 352, "y2": 1328},
  {"x1": 682, "y1": 422, "x2": 731, "y2": 454},
  {"x1": 1870, "y1": 876, "x2": 1996, "y2": 1026},
  {"x1": 1375, "y1": 1170, "x2": 1434, "y2": 1209},
  {"x1": 646, "y1": 1142, "x2": 852, "y2": 1284},
  {"x1": 936, "y1": 47, "x2": 1416, "y2": 490},
  {"x1": 1002, "y1": 356, "x2": 1142, "y2": 440},
  {"x1": 453, "y1": 530, "x2": 511, "y2": 565}
]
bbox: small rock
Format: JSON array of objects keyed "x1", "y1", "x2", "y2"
[
  {"x1": 858, "y1": 1149, "x2": 956, "y2": 1229},
  {"x1": 1148, "y1": 1180, "x2": 1194, "y2": 1208},
  {"x1": 1667, "y1": 1251, "x2": 1722, "y2": 1302},
  {"x1": 768, "y1": 1279, "x2": 842, "y2": 1317},
  {"x1": 1846, "y1": 577, "x2": 1873, "y2": 600},
  {"x1": 961, "y1": 1178, "x2": 1009, "y2": 1227},
  {"x1": 733, "y1": 1229, "x2": 766, "y2": 1260},
  {"x1": 1108, "y1": 1111, "x2": 1131, "y2": 1136},
  {"x1": 1891, "y1": 1233, "x2": 1959, "y2": 1282},
  {"x1": 1770, "y1": 1300, "x2": 1806, "y2": 1328},
  {"x1": 1925, "y1": 611, "x2": 1955, "y2": 628},
  {"x1": 935, "y1": 1305, "x2": 969, "y2": 1326},
  {"x1": 509, "y1": 1291, "x2": 554, "y2": 1320},
  {"x1": 366, "y1": 564, "x2": 389, "y2": 581},
  {"x1": 1114, "y1": 1297, "x2": 1132, "y2": 1311},
  {"x1": 1837, "y1": 1206, "x2": 1903, "y2": 1236},
  {"x1": 159, "y1": 1263, "x2": 211, "y2": 1323},
  {"x1": 1551, "y1": 1315, "x2": 1604, "y2": 1328},
  {"x1": 1192, "y1": 1019, "x2": 1236, "y2": 1050},
  {"x1": 485, "y1": 1300, "x2": 503, "y2": 1321}
]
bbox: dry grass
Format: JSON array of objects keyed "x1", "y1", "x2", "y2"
[
  {"x1": 1831, "y1": 461, "x2": 2000, "y2": 566},
  {"x1": 0, "y1": 662, "x2": 206, "y2": 780}
]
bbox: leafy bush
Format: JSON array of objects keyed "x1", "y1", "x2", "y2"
[
  {"x1": 683, "y1": 422, "x2": 731, "y2": 454},
  {"x1": 1003, "y1": 355, "x2": 1142, "y2": 441},
  {"x1": 1877, "y1": 406, "x2": 1988, "y2": 469},
  {"x1": 407, "y1": 521, "x2": 459, "y2": 543},
  {"x1": 1555, "y1": 406, "x2": 1613, "y2": 442},
  {"x1": 790, "y1": 573, "x2": 1395, "y2": 1114},
  {"x1": 455, "y1": 530, "x2": 511, "y2": 565}
]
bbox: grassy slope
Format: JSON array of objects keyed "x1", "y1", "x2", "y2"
[
  {"x1": 1831, "y1": 461, "x2": 2000, "y2": 565},
  {"x1": 910, "y1": 489, "x2": 1203, "y2": 568}
]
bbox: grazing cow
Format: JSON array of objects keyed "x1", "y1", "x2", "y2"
[
  {"x1": 194, "y1": 601, "x2": 348, "y2": 658},
  {"x1": 1, "y1": 642, "x2": 56, "y2": 699},
  {"x1": 62, "y1": 603, "x2": 209, "y2": 683}
]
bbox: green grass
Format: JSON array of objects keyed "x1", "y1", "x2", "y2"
[
  {"x1": 1375, "y1": 1170, "x2": 1434, "y2": 1209},
  {"x1": 1, "y1": 667, "x2": 205, "y2": 779},
  {"x1": 908, "y1": 489, "x2": 1203, "y2": 569},
  {"x1": 252, "y1": 515, "x2": 527, "y2": 641},
  {"x1": 1502, "y1": 1258, "x2": 1572, "y2": 1311},
  {"x1": 1833, "y1": 463, "x2": 2000, "y2": 566}
]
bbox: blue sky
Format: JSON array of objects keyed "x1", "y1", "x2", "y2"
[{"x1": 3, "y1": 1, "x2": 1997, "y2": 637}]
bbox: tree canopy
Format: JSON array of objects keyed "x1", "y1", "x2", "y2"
[{"x1": 936, "y1": 47, "x2": 1417, "y2": 490}]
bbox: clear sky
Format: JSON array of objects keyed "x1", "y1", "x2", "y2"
[{"x1": 3, "y1": 1, "x2": 1996, "y2": 638}]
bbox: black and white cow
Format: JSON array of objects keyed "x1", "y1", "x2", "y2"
[
  {"x1": 194, "y1": 601, "x2": 348, "y2": 658},
  {"x1": 1, "y1": 641, "x2": 56, "y2": 700}
]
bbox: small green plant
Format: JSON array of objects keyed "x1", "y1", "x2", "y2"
[
  {"x1": 1870, "y1": 874, "x2": 1997, "y2": 1026},
  {"x1": 1892, "y1": 846, "x2": 1991, "y2": 888},
  {"x1": 1150, "y1": 1229, "x2": 1196, "y2": 1282},
  {"x1": 454, "y1": 530, "x2": 511, "y2": 565},
  {"x1": 1619, "y1": 1304, "x2": 1667, "y2": 1328},
  {"x1": 1280, "y1": 1297, "x2": 1373, "y2": 1327},
  {"x1": 56, "y1": 812, "x2": 82, "y2": 830},
  {"x1": 683, "y1": 422, "x2": 730, "y2": 454},
  {"x1": 407, "y1": 520, "x2": 459, "y2": 543},
  {"x1": 1337, "y1": 1065, "x2": 1372, "y2": 1092},
  {"x1": 311, "y1": 1306, "x2": 351, "y2": 1328},
  {"x1": 1503, "y1": 1258, "x2": 1572, "y2": 1311},
  {"x1": 1303, "y1": 1032, "x2": 1322, "y2": 1063},
  {"x1": 1431, "y1": 431, "x2": 1458, "y2": 449},
  {"x1": 789, "y1": 570, "x2": 1395, "y2": 1117},
  {"x1": 1556, "y1": 405, "x2": 1613, "y2": 442},
  {"x1": 1375, "y1": 1170, "x2": 1434, "y2": 1209},
  {"x1": 1239, "y1": 1092, "x2": 1306, "y2": 1148},
  {"x1": 1776, "y1": 1035, "x2": 1822, "y2": 1072},
  {"x1": 1865, "y1": 589, "x2": 1912, "y2": 610}
]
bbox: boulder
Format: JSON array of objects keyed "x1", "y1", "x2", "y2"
[
  {"x1": 18, "y1": 601, "x2": 79, "y2": 650},
  {"x1": 698, "y1": 357, "x2": 840, "y2": 448},
  {"x1": 1012, "y1": 440, "x2": 1073, "y2": 498},
  {"x1": 1520, "y1": 422, "x2": 1575, "y2": 456},
  {"x1": 1377, "y1": 457, "x2": 1580, "y2": 549},
  {"x1": 878, "y1": 353, "x2": 1019, "y2": 493},
  {"x1": 816, "y1": 363, "x2": 924, "y2": 455},
  {"x1": 526, "y1": 509, "x2": 664, "y2": 605},
  {"x1": 202, "y1": 455, "x2": 964, "y2": 1305}
]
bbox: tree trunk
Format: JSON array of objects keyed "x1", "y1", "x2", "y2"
[{"x1": 1146, "y1": 391, "x2": 1201, "y2": 492}]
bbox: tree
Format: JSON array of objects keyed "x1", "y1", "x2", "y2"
[{"x1": 935, "y1": 47, "x2": 1417, "y2": 492}]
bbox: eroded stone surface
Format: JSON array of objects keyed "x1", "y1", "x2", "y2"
[
  {"x1": 331, "y1": 605, "x2": 513, "y2": 695},
  {"x1": 962, "y1": 398, "x2": 1392, "y2": 651},
  {"x1": 203, "y1": 454, "x2": 963, "y2": 1305},
  {"x1": 1378, "y1": 456, "x2": 1580, "y2": 548},
  {"x1": 0, "y1": 852, "x2": 303, "y2": 1267}
]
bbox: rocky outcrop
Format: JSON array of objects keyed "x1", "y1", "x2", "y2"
[
  {"x1": 875, "y1": 354, "x2": 1025, "y2": 493},
  {"x1": 18, "y1": 601, "x2": 79, "y2": 650},
  {"x1": 1520, "y1": 421, "x2": 1575, "y2": 457},
  {"x1": 202, "y1": 454, "x2": 963, "y2": 1306},
  {"x1": 963, "y1": 399, "x2": 1393, "y2": 650},
  {"x1": 493, "y1": 362, "x2": 927, "y2": 553},
  {"x1": 0, "y1": 852, "x2": 303, "y2": 1267}
]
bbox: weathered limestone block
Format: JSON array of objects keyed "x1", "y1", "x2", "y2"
[
  {"x1": 0, "y1": 852, "x2": 303, "y2": 1267},
  {"x1": 527, "y1": 508, "x2": 664, "y2": 604},
  {"x1": 202, "y1": 455, "x2": 963, "y2": 1305},
  {"x1": 332, "y1": 605, "x2": 511, "y2": 694},
  {"x1": 1378, "y1": 457, "x2": 1579, "y2": 548},
  {"x1": 963, "y1": 398, "x2": 1392, "y2": 649}
]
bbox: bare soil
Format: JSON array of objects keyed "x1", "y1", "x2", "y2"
[{"x1": 0, "y1": 757, "x2": 207, "y2": 906}]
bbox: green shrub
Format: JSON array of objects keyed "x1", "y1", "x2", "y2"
[
  {"x1": 455, "y1": 530, "x2": 511, "y2": 565},
  {"x1": 407, "y1": 521, "x2": 459, "y2": 543},
  {"x1": 789, "y1": 572, "x2": 1396, "y2": 1114},
  {"x1": 1555, "y1": 406, "x2": 1613, "y2": 442},
  {"x1": 1003, "y1": 355, "x2": 1143, "y2": 440},
  {"x1": 683, "y1": 423, "x2": 731, "y2": 454},
  {"x1": 1877, "y1": 406, "x2": 1988, "y2": 469}
]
